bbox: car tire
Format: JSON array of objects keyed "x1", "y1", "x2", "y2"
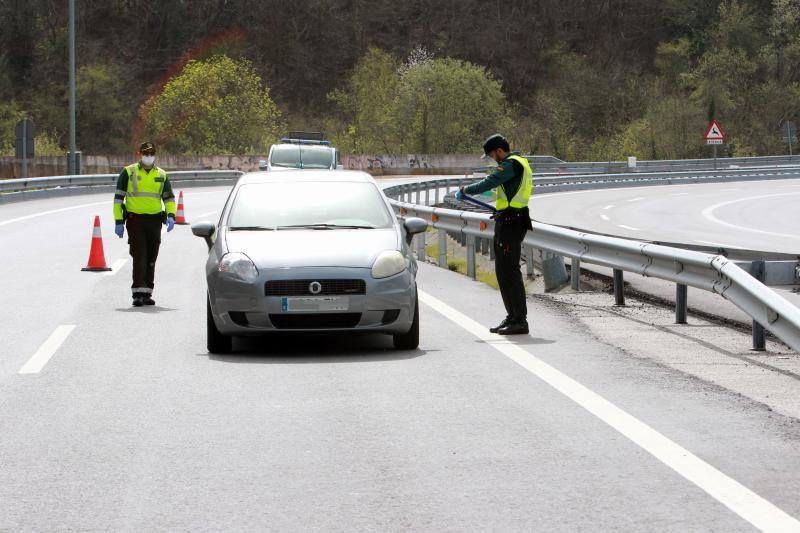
[
  {"x1": 393, "y1": 291, "x2": 419, "y2": 350},
  {"x1": 207, "y1": 296, "x2": 232, "y2": 354}
]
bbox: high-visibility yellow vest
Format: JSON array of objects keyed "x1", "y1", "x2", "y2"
[
  {"x1": 114, "y1": 163, "x2": 176, "y2": 219},
  {"x1": 496, "y1": 154, "x2": 533, "y2": 211}
]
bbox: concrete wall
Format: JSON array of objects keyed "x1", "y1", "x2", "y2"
[{"x1": 0, "y1": 153, "x2": 483, "y2": 179}]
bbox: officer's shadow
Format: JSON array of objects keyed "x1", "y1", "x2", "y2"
[
  {"x1": 115, "y1": 306, "x2": 178, "y2": 313},
  {"x1": 479, "y1": 336, "x2": 556, "y2": 346}
]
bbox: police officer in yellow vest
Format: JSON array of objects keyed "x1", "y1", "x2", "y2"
[
  {"x1": 457, "y1": 134, "x2": 533, "y2": 335},
  {"x1": 113, "y1": 141, "x2": 177, "y2": 306}
]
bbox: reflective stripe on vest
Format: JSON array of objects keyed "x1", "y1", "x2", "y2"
[
  {"x1": 124, "y1": 164, "x2": 168, "y2": 214},
  {"x1": 496, "y1": 154, "x2": 533, "y2": 210}
]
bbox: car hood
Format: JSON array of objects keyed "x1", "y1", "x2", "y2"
[{"x1": 223, "y1": 228, "x2": 400, "y2": 269}]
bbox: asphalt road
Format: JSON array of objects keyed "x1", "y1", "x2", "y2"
[
  {"x1": 1, "y1": 186, "x2": 800, "y2": 531},
  {"x1": 532, "y1": 178, "x2": 800, "y2": 254}
]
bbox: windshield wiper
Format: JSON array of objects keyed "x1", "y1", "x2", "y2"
[
  {"x1": 229, "y1": 225, "x2": 275, "y2": 231},
  {"x1": 277, "y1": 224, "x2": 375, "y2": 230}
]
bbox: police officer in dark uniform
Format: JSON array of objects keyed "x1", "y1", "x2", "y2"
[
  {"x1": 113, "y1": 141, "x2": 177, "y2": 306},
  {"x1": 457, "y1": 134, "x2": 534, "y2": 335}
]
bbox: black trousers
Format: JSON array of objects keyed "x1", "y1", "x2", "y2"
[
  {"x1": 494, "y1": 211, "x2": 530, "y2": 322},
  {"x1": 125, "y1": 213, "x2": 162, "y2": 296}
]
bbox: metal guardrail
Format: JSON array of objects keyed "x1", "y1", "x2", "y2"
[
  {"x1": 0, "y1": 170, "x2": 243, "y2": 194},
  {"x1": 384, "y1": 178, "x2": 800, "y2": 353},
  {"x1": 528, "y1": 154, "x2": 800, "y2": 175}
]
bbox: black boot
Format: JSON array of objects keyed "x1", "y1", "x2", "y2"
[
  {"x1": 142, "y1": 295, "x2": 156, "y2": 306},
  {"x1": 498, "y1": 319, "x2": 529, "y2": 336},
  {"x1": 132, "y1": 294, "x2": 144, "y2": 307},
  {"x1": 490, "y1": 317, "x2": 512, "y2": 334}
]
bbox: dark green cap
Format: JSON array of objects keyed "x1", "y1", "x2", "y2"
[{"x1": 139, "y1": 141, "x2": 155, "y2": 153}]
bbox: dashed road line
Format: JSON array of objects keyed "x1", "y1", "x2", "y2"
[
  {"x1": 102, "y1": 258, "x2": 128, "y2": 277},
  {"x1": 695, "y1": 239, "x2": 744, "y2": 249},
  {"x1": 419, "y1": 290, "x2": 800, "y2": 533},
  {"x1": 0, "y1": 201, "x2": 107, "y2": 227},
  {"x1": 194, "y1": 211, "x2": 218, "y2": 219},
  {"x1": 627, "y1": 197, "x2": 645, "y2": 202},
  {"x1": 19, "y1": 325, "x2": 76, "y2": 374},
  {"x1": 602, "y1": 205, "x2": 615, "y2": 210},
  {"x1": 617, "y1": 224, "x2": 641, "y2": 231},
  {"x1": 600, "y1": 214, "x2": 610, "y2": 221}
]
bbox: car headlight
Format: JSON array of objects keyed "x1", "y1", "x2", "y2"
[
  {"x1": 372, "y1": 250, "x2": 406, "y2": 279},
  {"x1": 218, "y1": 252, "x2": 259, "y2": 282}
]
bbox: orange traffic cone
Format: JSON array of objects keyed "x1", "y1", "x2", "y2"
[
  {"x1": 81, "y1": 216, "x2": 112, "y2": 272},
  {"x1": 175, "y1": 191, "x2": 188, "y2": 225}
]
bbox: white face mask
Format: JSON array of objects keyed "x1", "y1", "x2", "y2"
[{"x1": 141, "y1": 155, "x2": 155, "y2": 166}]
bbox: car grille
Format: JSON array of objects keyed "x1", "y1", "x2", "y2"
[
  {"x1": 265, "y1": 279, "x2": 366, "y2": 296},
  {"x1": 269, "y1": 313, "x2": 362, "y2": 329}
]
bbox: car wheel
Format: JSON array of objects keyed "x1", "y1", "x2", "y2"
[
  {"x1": 393, "y1": 291, "x2": 419, "y2": 350},
  {"x1": 207, "y1": 296, "x2": 232, "y2": 354}
]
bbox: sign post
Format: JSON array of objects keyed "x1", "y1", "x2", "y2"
[
  {"x1": 782, "y1": 121, "x2": 797, "y2": 158},
  {"x1": 14, "y1": 119, "x2": 35, "y2": 180},
  {"x1": 704, "y1": 119, "x2": 726, "y2": 170}
]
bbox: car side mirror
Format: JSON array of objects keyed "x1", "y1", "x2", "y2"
[
  {"x1": 191, "y1": 221, "x2": 216, "y2": 250},
  {"x1": 258, "y1": 159, "x2": 268, "y2": 170},
  {"x1": 403, "y1": 217, "x2": 428, "y2": 245}
]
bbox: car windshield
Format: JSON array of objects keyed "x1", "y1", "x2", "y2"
[
  {"x1": 228, "y1": 181, "x2": 394, "y2": 229},
  {"x1": 270, "y1": 144, "x2": 333, "y2": 169}
]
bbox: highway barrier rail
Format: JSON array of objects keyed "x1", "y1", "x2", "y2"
[{"x1": 383, "y1": 178, "x2": 800, "y2": 353}]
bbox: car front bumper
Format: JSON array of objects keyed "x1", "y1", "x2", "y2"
[{"x1": 207, "y1": 266, "x2": 416, "y2": 336}]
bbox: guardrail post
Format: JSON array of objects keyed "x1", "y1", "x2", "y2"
[
  {"x1": 425, "y1": 187, "x2": 430, "y2": 206},
  {"x1": 676, "y1": 284, "x2": 688, "y2": 324},
  {"x1": 571, "y1": 257, "x2": 581, "y2": 291},
  {"x1": 752, "y1": 260, "x2": 767, "y2": 352},
  {"x1": 416, "y1": 230, "x2": 426, "y2": 261},
  {"x1": 525, "y1": 246, "x2": 534, "y2": 279},
  {"x1": 434, "y1": 183, "x2": 440, "y2": 205},
  {"x1": 466, "y1": 235, "x2": 477, "y2": 280},
  {"x1": 438, "y1": 229, "x2": 448, "y2": 268},
  {"x1": 613, "y1": 269, "x2": 625, "y2": 306},
  {"x1": 415, "y1": 183, "x2": 421, "y2": 205}
]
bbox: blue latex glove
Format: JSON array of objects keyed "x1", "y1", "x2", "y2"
[
  {"x1": 166, "y1": 216, "x2": 175, "y2": 232},
  {"x1": 115, "y1": 223, "x2": 124, "y2": 238},
  {"x1": 455, "y1": 188, "x2": 465, "y2": 201}
]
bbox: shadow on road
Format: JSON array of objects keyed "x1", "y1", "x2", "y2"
[
  {"x1": 478, "y1": 336, "x2": 556, "y2": 346},
  {"x1": 199, "y1": 333, "x2": 432, "y2": 364},
  {"x1": 115, "y1": 306, "x2": 178, "y2": 313}
]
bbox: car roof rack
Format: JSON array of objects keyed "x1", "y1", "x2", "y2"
[{"x1": 281, "y1": 131, "x2": 331, "y2": 146}]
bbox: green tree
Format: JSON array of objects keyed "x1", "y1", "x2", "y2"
[
  {"x1": 142, "y1": 55, "x2": 284, "y2": 154},
  {"x1": 76, "y1": 64, "x2": 131, "y2": 153},
  {"x1": 393, "y1": 56, "x2": 514, "y2": 153},
  {"x1": 0, "y1": 100, "x2": 25, "y2": 156},
  {"x1": 327, "y1": 47, "x2": 400, "y2": 153}
]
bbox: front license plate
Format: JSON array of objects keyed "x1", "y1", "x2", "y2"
[{"x1": 281, "y1": 296, "x2": 350, "y2": 312}]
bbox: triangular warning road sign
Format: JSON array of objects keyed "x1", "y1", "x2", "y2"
[{"x1": 704, "y1": 119, "x2": 726, "y2": 141}]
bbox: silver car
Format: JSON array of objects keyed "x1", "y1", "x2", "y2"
[{"x1": 192, "y1": 170, "x2": 428, "y2": 354}]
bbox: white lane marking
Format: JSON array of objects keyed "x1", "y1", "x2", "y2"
[
  {"x1": 627, "y1": 197, "x2": 645, "y2": 202},
  {"x1": 617, "y1": 224, "x2": 641, "y2": 231},
  {"x1": 695, "y1": 240, "x2": 744, "y2": 249},
  {"x1": 19, "y1": 325, "x2": 76, "y2": 374},
  {"x1": 603, "y1": 205, "x2": 615, "y2": 210},
  {"x1": 670, "y1": 193, "x2": 690, "y2": 196},
  {"x1": 702, "y1": 193, "x2": 800, "y2": 240},
  {"x1": 721, "y1": 188, "x2": 741, "y2": 192},
  {"x1": 600, "y1": 214, "x2": 610, "y2": 221},
  {"x1": 0, "y1": 201, "x2": 106, "y2": 227},
  {"x1": 102, "y1": 258, "x2": 128, "y2": 277},
  {"x1": 194, "y1": 211, "x2": 218, "y2": 219},
  {"x1": 418, "y1": 290, "x2": 800, "y2": 532}
]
